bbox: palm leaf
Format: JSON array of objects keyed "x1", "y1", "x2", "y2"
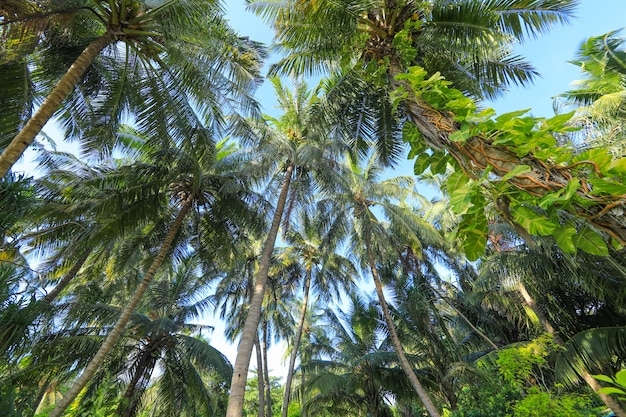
[{"x1": 556, "y1": 326, "x2": 626, "y2": 386}]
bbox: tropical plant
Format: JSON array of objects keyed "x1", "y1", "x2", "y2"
[
  {"x1": 115, "y1": 260, "x2": 232, "y2": 417},
  {"x1": 29, "y1": 257, "x2": 233, "y2": 417},
  {"x1": 225, "y1": 77, "x2": 347, "y2": 417},
  {"x1": 249, "y1": 0, "x2": 626, "y2": 257},
  {"x1": 38, "y1": 132, "x2": 262, "y2": 417},
  {"x1": 0, "y1": 0, "x2": 264, "y2": 176},
  {"x1": 279, "y1": 208, "x2": 358, "y2": 417},
  {"x1": 313, "y1": 152, "x2": 447, "y2": 416},
  {"x1": 475, "y1": 227, "x2": 626, "y2": 416},
  {"x1": 564, "y1": 30, "x2": 626, "y2": 157},
  {"x1": 304, "y1": 292, "x2": 409, "y2": 417}
]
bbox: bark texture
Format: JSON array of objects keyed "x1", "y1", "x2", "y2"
[
  {"x1": 392, "y1": 70, "x2": 626, "y2": 246},
  {"x1": 42, "y1": 251, "x2": 90, "y2": 304},
  {"x1": 255, "y1": 336, "x2": 265, "y2": 417},
  {"x1": 365, "y1": 236, "x2": 441, "y2": 417}
]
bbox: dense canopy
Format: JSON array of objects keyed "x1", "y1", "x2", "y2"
[{"x1": 1, "y1": 2, "x2": 625, "y2": 417}]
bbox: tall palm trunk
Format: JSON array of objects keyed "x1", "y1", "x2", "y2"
[
  {"x1": 301, "y1": 364, "x2": 308, "y2": 417},
  {"x1": 389, "y1": 66, "x2": 626, "y2": 246},
  {"x1": 226, "y1": 164, "x2": 295, "y2": 417},
  {"x1": 42, "y1": 250, "x2": 90, "y2": 304},
  {"x1": 281, "y1": 267, "x2": 312, "y2": 417},
  {"x1": 262, "y1": 320, "x2": 272, "y2": 417},
  {"x1": 517, "y1": 281, "x2": 626, "y2": 417},
  {"x1": 255, "y1": 336, "x2": 266, "y2": 417},
  {"x1": 0, "y1": 31, "x2": 116, "y2": 177},
  {"x1": 116, "y1": 345, "x2": 159, "y2": 417},
  {"x1": 364, "y1": 235, "x2": 441, "y2": 417},
  {"x1": 48, "y1": 194, "x2": 194, "y2": 417}
]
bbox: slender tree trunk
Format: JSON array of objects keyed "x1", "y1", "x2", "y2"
[
  {"x1": 518, "y1": 281, "x2": 626, "y2": 417},
  {"x1": 48, "y1": 194, "x2": 193, "y2": 417},
  {"x1": 32, "y1": 379, "x2": 51, "y2": 414},
  {"x1": 226, "y1": 164, "x2": 295, "y2": 417},
  {"x1": 582, "y1": 372, "x2": 626, "y2": 417},
  {"x1": 255, "y1": 336, "x2": 266, "y2": 417},
  {"x1": 116, "y1": 345, "x2": 158, "y2": 417},
  {"x1": 365, "y1": 237, "x2": 441, "y2": 417},
  {"x1": 0, "y1": 31, "x2": 116, "y2": 178},
  {"x1": 517, "y1": 282, "x2": 560, "y2": 342},
  {"x1": 262, "y1": 320, "x2": 272, "y2": 417},
  {"x1": 281, "y1": 267, "x2": 312, "y2": 417},
  {"x1": 42, "y1": 251, "x2": 90, "y2": 304},
  {"x1": 301, "y1": 366, "x2": 307, "y2": 417}
]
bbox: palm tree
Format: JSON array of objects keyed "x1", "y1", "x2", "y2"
[
  {"x1": 564, "y1": 30, "x2": 626, "y2": 157},
  {"x1": 110, "y1": 258, "x2": 233, "y2": 417},
  {"x1": 249, "y1": 0, "x2": 626, "y2": 250},
  {"x1": 0, "y1": 0, "x2": 263, "y2": 176},
  {"x1": 215, "y1": 235, "x2": 301, "y2": 417},
  {"x1": 315, "y1": 152, "x2": 445, "y2": 417},
  {"x1": 279, "y1": 209, "x2": 358, "y2": 417},
  {"x1": 225, "y1": 78, "x2": 346, "y2": 417},
  {"x1": 304, "y1": 292, "x2": 410, "y2": 417},
  {"x1": 12, "y1": 256, "x2": 233, "y2": 417},
  {"x1": 44, "y1": 134, "x2": 261, "y2": 417},
  {"x1": 0, "y1": 173, "x2": 39, "y2": 355}
]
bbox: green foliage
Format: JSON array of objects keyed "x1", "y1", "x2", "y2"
[
  {"x1": 451, "y1": 381, "x2": 520, "y2": 417},
  {"x1": 594, "y1": 370, "x2": 626, "y2": 400},
  {"x1": 399, "y1": 65, "x2": 626, "y2": 258},
  {"x1": 453, "y1": 334, "x2": 607, "y2": 417},
  {"x1": 511, "y1": 388, "x2": 601, "y2": 417},
  {"x1": 243, "y1": 375, "x2": 284, "y2": 417},
  {"x1": 495, "y1": 335, "x2": 558, "y2": 388}
]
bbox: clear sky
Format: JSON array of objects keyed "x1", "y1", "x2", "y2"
[{"x1": 488, "y1": 0, "x2": 626, "y2": 116}]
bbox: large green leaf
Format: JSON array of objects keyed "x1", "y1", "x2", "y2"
[
  {"x1": 512, "y1": 206, "x2": 556, "y2": 236},
  {"x1": 572, "y1": 226, "x2": 609, "y2": 256},
  {"x1": 553, "y1": 223, "x2": 577, "y2": 253}
]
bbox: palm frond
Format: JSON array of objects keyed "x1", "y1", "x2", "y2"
[{"x1": 556, "y1": 326, "x2": 626, "y2": 386}]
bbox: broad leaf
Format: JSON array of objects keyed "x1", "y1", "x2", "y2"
[
  {"x1": 597, "y1": 387, "x2": 626, "y2": 396},
  {"x1": 572, "y1": 226, "x2": 609, "y2": 256}
]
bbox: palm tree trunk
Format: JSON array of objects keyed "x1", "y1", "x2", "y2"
[
  {"x1": 255, "y1": 335, "x2": 266, "y2": 417},
  {"x1": 0, "y1": 31, "x2": 116, "y2": 178},
  {"x1": 582, "y1": 372, "x2": 626, "y2": 417},
  {"x1": 281, "y1": 267, "x2": 312, "y2": 417},
  {"x1": 517, "y1": 281, "x2": 626, "y2": 417},
  {"x1": 32, "y1": 379, "x2": 51, "y2": 414},
  {"x1": 116, "y1": 347, "x2": 158, "y2": 417},
  {"x1": 42, "y1": 251, "x2": 90, "y2": 304},
  {"x1": 517, "y1": 282, "x2": 560, "y2": 342},
  {"x1": 390, "y1": 67, "x2": 626, "y2": 246},
  {"x1": 262, "y1": 320, "x2": 272, "y2": 417},
  {"x1": 48, "y1": 194, "x2": 194, "y2": 417},
  {"x1": 226, "y1": 164, "x2": 295, "y2": 417},
  {"x1": 365, "y1": 237, "x2": 441, "y2": 417},
  {"x1": 301, "y1": 366, "x2": 307, "y2": 417}
]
